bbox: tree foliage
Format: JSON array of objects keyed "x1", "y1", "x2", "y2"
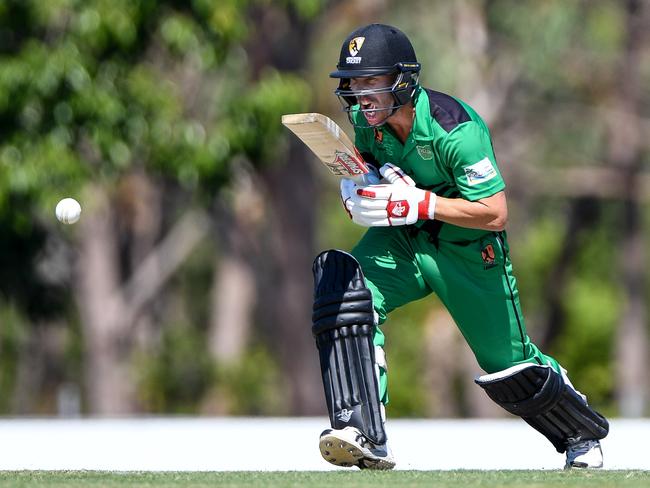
[{"x1": 0, "y1": 0, "x2": 648, "y2": 417}]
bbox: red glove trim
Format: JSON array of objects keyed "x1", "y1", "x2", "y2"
[
  {"x1": 417, "y1": 191, "x2": 432, "y2": 220},
  {"x1": 357, "y1": 189, "x2": 376, "y2": 198}
]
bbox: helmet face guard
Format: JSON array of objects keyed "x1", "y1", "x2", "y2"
[{"x1": 334, "y1": 63, "x2": 421, "y2": 128}]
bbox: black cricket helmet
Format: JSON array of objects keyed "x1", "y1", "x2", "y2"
[{"x1": 330, "y1": 24, "x2": 421, "y2": 126}]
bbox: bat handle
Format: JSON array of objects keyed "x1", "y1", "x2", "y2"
[{"x1": 352, "y1": 172, "x2": 379, "y2": 186}]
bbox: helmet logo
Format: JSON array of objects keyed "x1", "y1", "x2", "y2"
[{"x1": 348, "y1": 37, "x2": 365, "y2": 56}]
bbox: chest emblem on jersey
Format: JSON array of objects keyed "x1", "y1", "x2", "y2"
[{"x1": 416, "y1": 145, "x2": 433, "y2": 160}]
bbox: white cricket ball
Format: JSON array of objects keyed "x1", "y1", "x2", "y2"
[{"x1": 55, "y1": 198, "x2": 82, "y2": 224}]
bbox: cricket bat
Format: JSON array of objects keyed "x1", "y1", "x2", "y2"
[{"x1": 281, "y1": 113, "x2": 371, "y2": 183}]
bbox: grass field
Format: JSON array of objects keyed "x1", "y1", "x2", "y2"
[{"x1": 1, "y1": 470, "x2": 649, "y2": 488}]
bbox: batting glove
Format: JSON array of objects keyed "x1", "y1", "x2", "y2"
[
  {"x1": 339, "y1": 166, "x2": 380, "y2": 220},
  {"x1": 341, "y1": 163, "x2": 436, "y2": 227}
]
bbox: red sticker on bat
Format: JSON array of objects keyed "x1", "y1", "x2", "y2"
[{"x1": 329, "y1": 148, "x2": 369, "y2": 176}]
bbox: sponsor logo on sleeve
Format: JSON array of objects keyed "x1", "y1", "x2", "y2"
[{"x1": 464, "y1": 157, "x2": 497, "y2": 186}]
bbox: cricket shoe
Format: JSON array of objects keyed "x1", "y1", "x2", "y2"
[
  {"x1": 318, "y1": 426, "x2": 395, "y2": 470},
  {"x1": 565, "y1": 439, "x2": 603, "y2": 469}
]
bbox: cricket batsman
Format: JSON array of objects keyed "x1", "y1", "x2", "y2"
[{"x1": 311, "y1": 23, "x2": 609, "y2": 470}]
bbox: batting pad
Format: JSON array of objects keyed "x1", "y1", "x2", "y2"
[
  {"x1": 476, "y1": 363, "x2": 609, "y2": 453},
  {"x1": 312, "y1": 249, "x2": 386, "y2": 446}
]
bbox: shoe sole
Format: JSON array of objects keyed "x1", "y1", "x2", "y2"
[
  {"x1": 565, "y1": 461, "x2": 603, "y2": 469},
  {"x1": 319, "y1": 432, "x2": 395, "y2": 470},
  {"x1": 319, "y1": 432, "x2": 363, "y2": 467}
]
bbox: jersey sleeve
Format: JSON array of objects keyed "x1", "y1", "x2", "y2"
[{"x1": 440, "y1": 121, "x2": 505, "y2": 201}]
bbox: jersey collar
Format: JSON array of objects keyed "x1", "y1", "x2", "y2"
[{"x1": 410, "y1": 86, "x2": 435, "y2": 142}]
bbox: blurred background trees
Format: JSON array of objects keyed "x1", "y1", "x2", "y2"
[{"x1": 0, "y1": 0, "x2": 648, "y2": 418}]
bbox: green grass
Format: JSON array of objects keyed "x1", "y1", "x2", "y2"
[{"x1": 0, "y1": 471, "x2": 648, "y2": 488}]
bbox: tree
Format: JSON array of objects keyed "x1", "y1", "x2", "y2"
[{"x1": 0, "y1": 0, "x2": 317, "y2": 414}]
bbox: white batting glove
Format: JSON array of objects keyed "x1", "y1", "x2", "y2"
[
  {"x1": 342, "y1": 163, "x2": 436, "y2": 227},
  {"x1": 339, "y1": 166, "x2": 380, "y2": 220},
  {"x1": 340, "y1": 178, "x2": 357, "y2": 220}
]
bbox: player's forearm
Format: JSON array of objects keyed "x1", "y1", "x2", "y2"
[{"x1": 432, "y1": 193, "x2": 507, "y2": 231}]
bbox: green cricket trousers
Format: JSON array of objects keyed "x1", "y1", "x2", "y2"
[{"x1": 351, "y1": 225, "x2": 561, "y2": 405}]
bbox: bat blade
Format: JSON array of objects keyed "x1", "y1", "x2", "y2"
[{"x1": 281, "y1": 113, "x2": 370, "y2": 181}]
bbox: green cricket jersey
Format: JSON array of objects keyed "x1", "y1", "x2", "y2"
[
  {"x1": 346, "y1": 86, "x2": 562, "y2": 401},
  {"x1": 352, "y1": 86, "x2": 505, "y2": 242}
]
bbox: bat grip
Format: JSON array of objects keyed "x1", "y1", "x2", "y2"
[{"x1": 353, "y1": 171, "x2": 380, "y2": 186}]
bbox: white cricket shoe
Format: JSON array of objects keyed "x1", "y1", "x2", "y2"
[
  {"x1": 565, "y1": 439, "x2": 603, "y2": 469},
  {"x1": 318, "y1": 426, "x2": 395, "y2": 470}
]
